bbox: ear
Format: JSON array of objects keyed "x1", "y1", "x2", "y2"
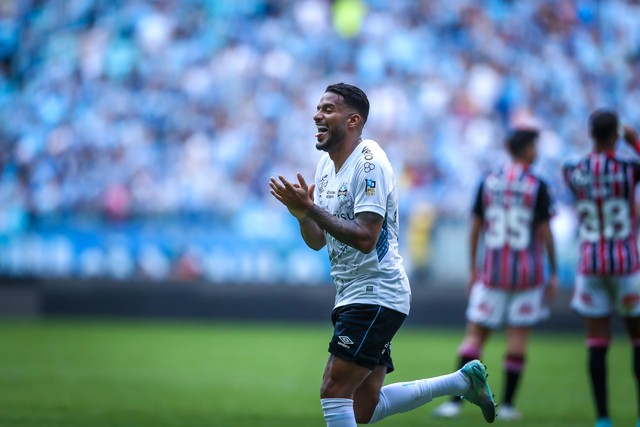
[{"x1": 347, "y1": 113, "x2": 361, "y2": 129}]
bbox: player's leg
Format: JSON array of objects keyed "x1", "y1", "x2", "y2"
[
  {"x1": 365, "y1": 363, "x2": 468, "y2": 424},
  {"x1": 616, "y1": 271, "x2": 640, "y2": 426},
  {"x1": 500, "y1": 326, "x2": 530, "y2": 421},
  {"x1": 430, "y1": 322, "x2": 492, "y2": 419},
  {"x1": 321, "y1": 355, "x2": 372, "y2": 427},
  {"x1": 585, "y1": 317, "x2": 612, "y2": 426},
  {"x1": 433, "y1": 282, "x2": 499, "y2": 418},
  {"x1": 623, "y1": 316, "x2": 640, "y2": 426},
  {"x1": 499, "y1": 286, "x2": 548, "y2": 420},
  {"x1": 352, "y1": 364, "x2": 387, "y2": 423},
  {"x1": 571, "y1": 274, "x2": 614, "y2": 427},
  {"x1": 320, "y1": 304, "x2": 405, "y2": 426},
  {"x1": 366, "y1": 357, "x2": 496, "y2": 424},
  {"x1": 454, "y1": 321, "x2": 492, "y2": 396}
]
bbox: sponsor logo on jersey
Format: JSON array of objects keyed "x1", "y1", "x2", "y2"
[
  {"x1": 570, "y1": 168, "x2": 593, "y2": 187},
  {"x1": 362, "y1": 146, "x2": 374, "y2": 160},
  {"x1": 318, "y1": 174, "x2": 328, "y2": 195},
  {"x1": 364, "y1": 162, "x2": 375, "y2": 173},
  {"x1": 570, "y1": 167, "x2": 626, "y2": 188},
  {"x1": 338, "y1": 185, "x2": 348, "y2": 201},
  {"x1": 364, "y1": 179, "x2": 376, "y2": 196}
]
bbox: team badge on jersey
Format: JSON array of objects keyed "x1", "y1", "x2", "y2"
[
  {"x1": 338, "y1": 185, "x2": 348, "y2": 201},
  {"x1": 364, "y1": 179, "x2": 376, "y2": 196}
]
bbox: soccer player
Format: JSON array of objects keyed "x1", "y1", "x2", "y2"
[
  {"x1": 432, "y1": 128, "x2": 558, "y2": 421},
  {"x1": 269, "y1": 83, "x2": 497, "y2": 426},
  {"x1": 562, "y1": 109, "x2": 640, "y2": 427}
]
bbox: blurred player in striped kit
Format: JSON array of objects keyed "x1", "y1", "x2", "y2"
[
  {"x1": 433, "y1": 128, "x2": 558, "y2": 421},
  {"x1": 563, "y1": 109, "x2": 640, "y2": 427}
]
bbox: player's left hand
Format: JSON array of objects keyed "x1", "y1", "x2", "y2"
[{"x1": 269, "y1": 173, "x2": 315, "y2": 219}]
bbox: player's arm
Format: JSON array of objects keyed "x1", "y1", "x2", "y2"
[
  {"x1": 297, "y1": 216, "x2": 326, "y2": 251},
  {"x1": 534, "y1": 181, "x2": 558, "y2": 299},
  {"x1": 623, "y1": 125, "x2": 640, "y2": 154},
  {"x1": 537, "y1": 220, "x2": 558, "y2": 299},
  {"x1": 468, "y1": 180, "x2": 485, "y2": 291},
  {"x1": 270, "y1": 172, "x2": 385, "y2": 252},
  {"x1": 269, "y1": 172, "x2": 382, "y2": 253},
  {"x1": 270, "y1": 172, "x2": 382, "y2": 252},
  {"x1": 469, "y1": 214, "x2": 483, "y2": 288},
  {"x1": 305, "y1": 205, "x2": 383, "y2": 254}
]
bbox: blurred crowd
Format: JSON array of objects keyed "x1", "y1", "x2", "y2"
[{"x1": 1, "y1": 0, "x2": 640, "y2": 281}]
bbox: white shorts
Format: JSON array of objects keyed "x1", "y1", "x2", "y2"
[
  {"x1": 465, "y1": 282, "x2": 549, "y2": 329},
  {"x1": 571, "y1": 273, "x2": 640, "y2": 318}
]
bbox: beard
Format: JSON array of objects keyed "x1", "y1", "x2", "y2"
[{"x1": 315, "y1": 126, "x2": 346, "y2": 153}]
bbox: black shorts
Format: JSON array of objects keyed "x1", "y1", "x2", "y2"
[{"x1": 328, "y1": 304, "x2": 407, "y2": 373}]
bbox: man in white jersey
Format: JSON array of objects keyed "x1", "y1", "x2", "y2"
[{"x1": 269, "y1": 83, "x2": 497, "y2": 426}]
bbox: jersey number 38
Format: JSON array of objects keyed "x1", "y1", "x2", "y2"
[{"x1": 576, "y1": 198, "x2": 630, "y2": 243}]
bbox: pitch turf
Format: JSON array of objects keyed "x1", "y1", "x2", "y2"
[{"x1": 0, "y1": 319, "x2": 635, "y2": 427}]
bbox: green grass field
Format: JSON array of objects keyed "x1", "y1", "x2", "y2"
[{"x1": 0, "y1": 318, "x2": 635, "y2": 427}]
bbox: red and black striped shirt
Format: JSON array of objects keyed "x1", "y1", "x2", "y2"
[
  {"x1": 563, "y1": 152, "x2": 640, "y2": 276},
  {"x1": 472, "y1": 163, "x2": 553, "y2": 290}
]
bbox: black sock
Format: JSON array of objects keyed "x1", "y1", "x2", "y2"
[
  {"x1": 451, "y1": 355, "x2": 476, "y2": 403},
  {"x1": 633, "y1": 342, "x2": 640, "y2": 418},
  {"x1": 588, "y1": 345, "x2": 609, "y2": 419},
  {"x1": 503, "y1": 354, "x2": 525, "y2": 406}
]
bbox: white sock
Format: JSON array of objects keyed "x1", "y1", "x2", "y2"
[
  {"x1": 321, "y1": 398, "x2": 357, "y2": 427},
  {"x1": 424, "y1": 370, "x2": 469, "y2": 398},
  {"x1": 368, "y1": 371, "x2": 469, "y2": 424}
]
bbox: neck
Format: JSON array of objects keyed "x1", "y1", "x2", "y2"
[
  {"x1": 593, "y1": 145, "x2": 615, "y2": 153},
  {"x1": 594, "y1": 138, "x2": 616, "y2": 153},
  {"x1": 330, "y1": 135, "x2": 362, "y2": 173}
]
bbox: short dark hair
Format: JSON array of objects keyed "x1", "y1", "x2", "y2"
[
  {"x1": 589, "y1": 108, "x2": 618, "y2": 141},
  {"x1": 506, "y1": 128, "x2": 539, "y2": 157},
  {"x1": 325, "y1": 83, "x2": 370, "y2": 124}
]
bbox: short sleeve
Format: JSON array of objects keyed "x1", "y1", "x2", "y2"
[
  {"x1": 533, "y1": 180, "x2": 553, "y2": 223},
  {"x1": 561, "y1": 162, "x2": 574, "y2": 192},
  {"x1": 633, "y1": 161, "x2": 640, "y2": 185},
  {"x1": 471, "y1": 180, "x2": 485, "y2": 218},
  {"x1": 353, "y1": 158, "x2": 389, "y2": 218}
]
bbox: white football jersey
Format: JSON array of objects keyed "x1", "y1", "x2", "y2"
[{"x1": 314, "y1": 139, "x2": 411, "y2": 314}]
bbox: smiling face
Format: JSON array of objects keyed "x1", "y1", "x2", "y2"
[{"x1": 313, "y1": 91, "x2": 356, "y2": 153}]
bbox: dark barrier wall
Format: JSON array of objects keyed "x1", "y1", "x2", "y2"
[{"x1": 0, "y1": 278, "x2": 586, "y2": 331}]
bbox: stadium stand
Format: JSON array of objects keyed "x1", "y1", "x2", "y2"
[{"x1": 1, "y1": 0, "x2": 639, "y2": 285}]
